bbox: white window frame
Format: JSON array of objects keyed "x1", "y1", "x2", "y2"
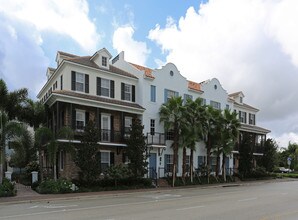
[
  {"x1": 101, "y1": 78, "x2": 110, "y2": 97},
  {"x1": 150, "y1": 119, "x2": 155, "y2": 135},
  {"x1": 210, "y1": 100, "x2": 221, "y2": 110},
  {"x1": 167, "y1": 90, "x2": 176, "y2": 102},
  {"x1": 75, "y1": 72, "x2": 85, "y2": 92},
  {"x1": 102, "y1": 56, "x2": 107, "y2": 67},
  {"x1": 100, "y1": 150, "x2": 110, "y2": 172},
  {"x1": 76, "y1": 110, "x2": 85, "y2": 131},
  {"x1": 124, "y1": 84, "x2": 132, "y2": 101},
  {"x1": 165, "y1": 154, "x2": 173, "y2": 173}
]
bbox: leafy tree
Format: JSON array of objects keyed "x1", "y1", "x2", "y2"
[
  {"x1": 75, "y1": 121, "x2": 100, "y2": 184},
  {"x1": 159, "y1": 96, "x2": 184, "y2": 187},
  {"x1": 19, "y1": 99, "x2": 46, "y2": 129},
  {"x1": 259, "y1": 138, "x2": 278, "y2": 172},
  {"x1": 0, "y1": 79, "x2": 29, "y2": 183},
  {"x1": 9, "y1": 124, "x2": 36, "y2": 172},
  {"x1": 126, "y1": 118, "x2": 148, "y2": 178},
  {"x1": 35, "y1": 126, "x2": 74, "y2": 181},
  {"x1": 238, "y1": 133, "x2": 254, "y2": 178}
]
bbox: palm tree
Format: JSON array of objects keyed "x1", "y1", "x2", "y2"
[
  {"x1": 220, "y1": 109, "x2": 240, "y2": 182},
  {"x1": 19, "y1": 99, "x2": 46, "y2": 129},
  {"x1": 159, "y1": 96, "x2": 184, "y2": 187},
  {"x1": 203, "y1": 106, "x2": 222, "y2": 183},
  {"x1": 0, "y1": 79, "x2": 28, "y2": 183},
  {"x1": 182, "y1": 98, "x2": 206, "y2": 183},
  {"x1": 35, "y1": 126, "x2": 74, "y2": 181},
  {"x1": 0, "y1": 112, "x2": 26, "y2": 183}
]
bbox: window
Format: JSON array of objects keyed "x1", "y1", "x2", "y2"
[
  {"x1": 101, "y1": 114, "x2": 111, "y2": 141},
  {"x1": 72, "y1": 71, "x2": 88, "y2": 93},
  {"x1": 102, "y1": 56, "x2": 107, "y2": 67},
  {"x1": 198, "y1": 156, "x2": 206, "y2": 168},
  {"x1": 150, "y1": 85, "x2": 156, "y2": 102},
  {"x1": 249, "y1": 113, "x2": 255, "y2": 125},
  {"x1": 76, "y1": 110, "x2": 85, "y2": 130},
  {"x1": 101, "y1": 151, "x2": 110, "y2": 172},
  {"x1": 211, "y1": 156, "x2": 217, "y2": 172},
  {"x1": 150, "y1": 119, "x2": 155, "y2": 135},
  {"x1": 240, "y1": 97, "x2": 243, "y2": 103},
  {"x1": 164, "y1": 154, "x2": 173, "y2": 173},
  {"x1": 184, "y1": 94, "x2": 193, "y2": 103},
  {"x1": 239, "y1": 111, "x2": 247, "y2": 123},
  {"x1": 201, "y1": 98, "x2": 207, "y2": 106},
  {"x1": 101, "y1": 79, "x2": 110, "y2": 97},
  {"x1": 60, "y1": 75, "x2": 63, "y2": 90},
  {"x1": 75, "y1": 72, "x2": 84, "y2": 92},
  {"x1": 226, "y1": 104, "x2": 230, "y2": 109},
  {"x1": 124, "y1": 117, "x2": 132, "y2": 134},
  {"x1": 166, "y1": 130, "x2": 174, "y2": 140},
  {"x1": 121, "y1": 83, "x2": 135, "y2": 102},
  {"x1": 210, "y1": 100, "x2": 221, "y2": 110},
  {"x1": 164, "y1": 89, "x2": 178, "y2": 102},
  {"x1": 59, "y1": 151, "x2": 65, "y2": 171},
  {"x1": 186, "y1": 155, "x2": 190, "y2": 173},
  {"x1": 124, "y1": 84, "x2": 131, "y2": 101}
]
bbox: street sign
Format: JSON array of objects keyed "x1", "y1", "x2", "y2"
[{"x1": 287, "y1": 157, "x2": 291, "y2": 166}]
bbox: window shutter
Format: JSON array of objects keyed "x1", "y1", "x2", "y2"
[
  {"x1": 244, "y1": 112, "x2": 247, "y2": 123},
  {"x1": 239, "y1": 111, "x2": 241, "y2": 120},
  {"x1": 97, "y1": 77, "x2": 101, "y2": 96},
  {"x1": 110, "y1": 115, "x2": 114, "y2": 141},
  {"x1": 85, "y1": 74, "x2": 89, "y2": 93},
  {"x1": 60, "y1": 75, "x2": 63, "y2": 90},
  {"x1": 85, "y1": 112, "x2": 89, "y2": 124},
  {"x1": 110, "y1": 152, "x2": 114, "y2": 165},
  {"x1": 72, "y1": 109, "x2": 76, "y2": 130},
  {"x1": 110, "y1": 80, "x2": 115, "y2": 98},
  {"x1": 71, "y1": 71, "x2": 76, "y2": 91},
  {"x1": 132, "y1": 85, "x2": 135, "y2": 102},
  {"x1": 121, "y1": 83, "x2": 125, "y2": 100},
  {"x1": 164, "y1": 155, "x2": 167, "y2": 173}
]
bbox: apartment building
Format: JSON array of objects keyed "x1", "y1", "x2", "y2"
[{"x1": 38, "y1": 48, "x2": 270, "y2": 180}]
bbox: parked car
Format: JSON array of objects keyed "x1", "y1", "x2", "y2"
[{"x1": 279, "y1": 167, "x2": 291, "y2": 173}]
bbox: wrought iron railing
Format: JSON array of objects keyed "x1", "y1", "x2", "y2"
[{"x1": 147, "y1": 132, "x2": 166, "y2": 145}]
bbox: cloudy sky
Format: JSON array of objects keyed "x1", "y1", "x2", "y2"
[{"x1": 0, "y1": 0, "x2": 297, "y2": 148}]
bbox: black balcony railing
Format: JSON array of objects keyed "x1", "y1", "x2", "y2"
[
  {"x1": 147, "y1": 132, "x2": 166, "y2": 145},
  {"x1": 100, "y1": 129, "x2": 125, "y2": 143},
  {"x1": 233, "y1": 144, "x2": 264, "y2": 154}
]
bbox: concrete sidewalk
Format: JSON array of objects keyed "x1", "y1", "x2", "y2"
[{"x1": 0, "y1": 178, "x2": 295, "y2": 205}]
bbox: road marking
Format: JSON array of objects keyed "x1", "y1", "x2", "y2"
[
  {"x1": 140, "y1": 194, "x2": 181, "y2": 200},
  {"x1": 238, "y1": 197, "x2": 257, "y2": 202},
  {"x1": 29, "y1": 204, "x2": 78, "y2": 209},
  {"x1": 176, "y1": 205, "x2": 205, "y2": 211}
]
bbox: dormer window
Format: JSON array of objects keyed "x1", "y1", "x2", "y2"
[
  {"x1": 102, "y1": 56, "x2": 107, "y2": 67},
  {"x1": 240, "y1": 97, "x2": 243, "y2": 103}
]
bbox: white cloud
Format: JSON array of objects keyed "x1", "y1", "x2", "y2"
[
  {"x1": 113, "y1": 26, "x2": 150, "y2": 66},
  {"x1": 0, "y1": 0, "x2": 100, "y2": 52},
  {"x1": 271, "y1": 132, "x2": 298, "y2": 150},
  {"x1": 148, "y1": 0, "x2": 298, "y2": 138}
]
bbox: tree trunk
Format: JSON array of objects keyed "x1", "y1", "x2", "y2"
[
  {"x1": 222, "y1": 155, "x2": 226, "y2": 182},
  {"x1": 207, "y1": 134, "x2": 211, "y2": 184},
  {"x1": 182, "y1": 147, "x2": 186, "y2": 185},
  {"x1": 190, "y1": 149, "x2": 194, "y2": 183},
  {"x1": 53, "y1": 164, "x2": 57, "y2": 181},
  {"x1": 216, "y1": 152, "x2": 220, "y2": 177}
]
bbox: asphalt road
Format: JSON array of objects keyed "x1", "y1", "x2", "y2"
[{"x1": 1, "y1": 180, "x2": 298, "y2": 220}]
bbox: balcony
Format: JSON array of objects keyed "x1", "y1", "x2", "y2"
[
  {"x1": 100, "y1": 129, "x2": 126, "y2": 143},
  {"x1": 147, "y1": 132, "x2": 166, "y2": 145}
]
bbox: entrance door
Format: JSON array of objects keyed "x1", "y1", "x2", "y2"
[
  {"x1": 101, "y1": 114, "x2": 110, "y2": 142},
  {"x1": 149, "y1": 153, "x2": 157, "y2": 178}
]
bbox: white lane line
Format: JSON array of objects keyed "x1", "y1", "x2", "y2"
[
  {"x1": 29, "y1": 204, "x2": 78, "y2": 209},
  {"x1": 238, "y1": 197, "x2": 257, "y2": 202},
  {"x1": 176, "y1": 205, "x2": 205, "y2": 211}
]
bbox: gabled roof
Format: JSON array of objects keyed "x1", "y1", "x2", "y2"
[
  {"x1": 57, "y1": 51, "x2": 78, "y2": 58},
  {"x1": 130, "y1": 63, "x2": 155, "y2": 79},
  {"x1": 229, "y1": 91, "x2": 245, "y2": 98},
  {"x1": 188, "y1": 80, "x2": 203, "y2": 92},
  {"x1": 63, "y1": 56, "x2": 138, "y2": 79},
  {"x1": 234, "y1": 102, "x2": 259, "y2": 111}
]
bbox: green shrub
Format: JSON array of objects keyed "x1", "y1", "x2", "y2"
[
  {"x1": 0, "y1": 178, "x2": 16, "y2": 197},
  {"x1": 37, "y1": 179, "x2": 73, "y2": 194}
]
